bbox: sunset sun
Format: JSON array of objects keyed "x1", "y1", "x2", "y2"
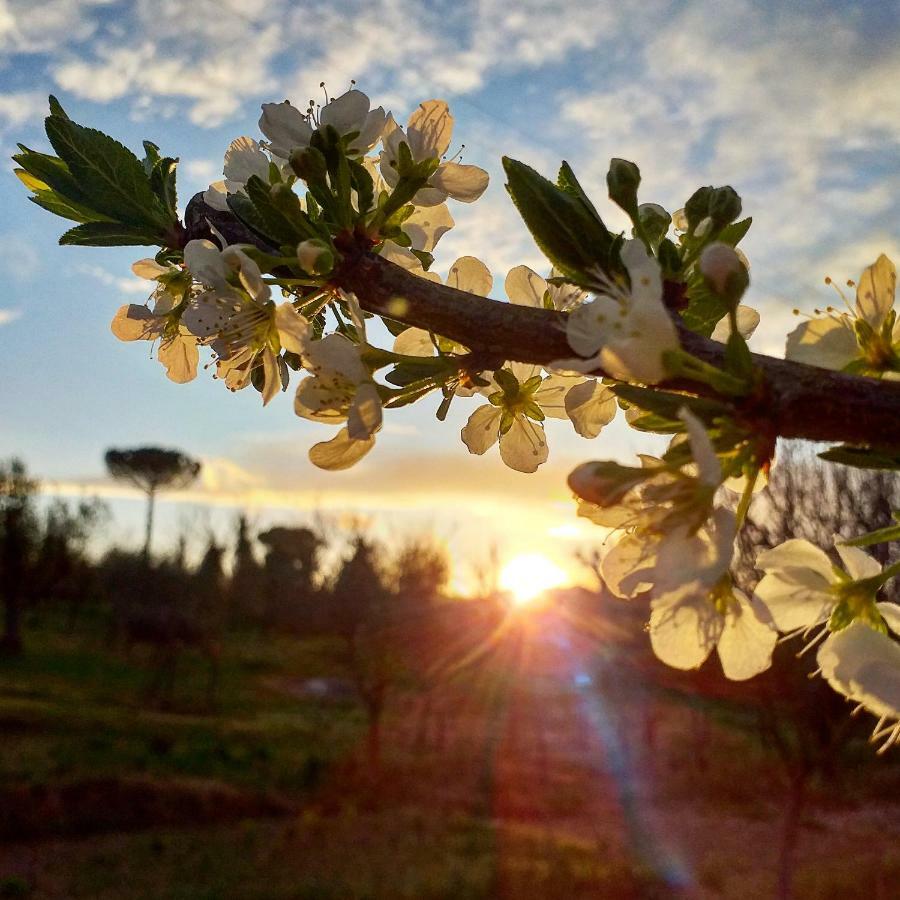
[{"x1": 500, "y1": 553, "x2": 570, "y2": 606}]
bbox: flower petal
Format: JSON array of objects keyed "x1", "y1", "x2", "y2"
[
  {"x1": 319, "y1": 89, "x2": 370, "y2": 135},
  {"x1": 855, "y1": 254, "x2": 896, "y2": 330},
  {"x1": 877, "y1": 602, "x2": 900, "y2": 637},
  {"x1": 650, "y1": 593, "x2": 722, "y2": 671},
  {"x1": 274, "y1": 302, "x2": 310, "y2": 355},
  {"x1": 430, "y1": 162, "x2": 489, "y2": 203},
  {"x1": 717, "y1": 592, "x2": 776, "y2": 680},
  {"x1": 404, "y1": 203, "x2": 454, "y2": 253},
  {"x1": 157, "y1": 334, "x2": 199, "y2": 384},
  {"x1": 393, "y1": 327, "x2": 435, "y2": 356},
  {"x1": 347, "y1": 382, "x2": 383, "y2": 440},
  {"x1": 131, "y1": 258, "x2": 170, "y2": 280},
  {"x1": 499, "y1": 416, "x2": 548, "y2": 473},
  {"x1": 785, "y1": 316, "x2": 858, "y2": 370},
  {"x1": 259, "y1": 102, "x2": 313, "y2": 158},
  {"x1": 407, "y1": 100, "x2": 453, "y2": 159},
  {"x1": 533, "y1": 375, "x2": 578, "y2": 420},
  {"x1": 601, "y1": 533, "x2": 655, "y2": 598},
  {"x1": 309, "y1": 427, "x2": 375, "y2": 471},
  {"x1": 564, "y1": 379, "x2": 617, "y2": 438},
  {"x1": 447, "y1": 256, "x2": 492, "y2": 296},
  {"x1": 110, "y1": 304, "x2": 159, "y2": 342},
  {"x1": 461, "y1": 404, "x2": 501, "y2": 455},
  {"x1": 817, "y1": 623, "x2": 900, "y2": 723},
  {"x1": 505, "y1": 265, "x2": 546, "y2": 308},
  {"x1": 835, "y1": 541, "x2": 882, "y2": 581},
  {"x1": 711, "y1": 305, "x2": 760, "y2": 342}
]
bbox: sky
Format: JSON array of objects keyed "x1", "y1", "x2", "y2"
[{"x1": 1, "y1": 0, "x2": 899, "y2": 584}]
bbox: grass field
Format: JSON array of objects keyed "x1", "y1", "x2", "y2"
[{"x1": 1, "y1": 609, "x2": 899, "y2": 899}]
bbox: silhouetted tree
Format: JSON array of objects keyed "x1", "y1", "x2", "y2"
[
  {"x1": 393, "y1": 536, "x2": 449, "y2": 604},
  {"x1": 330, "y1": 537, "x2": 399, "y2": 766},
  {"x1": 32, "y1": 497, "x2": 107, "y2": 622},
  {"x1": 258, "y1": 525, "x2": 323, "y2": 630},
  {"x1": 229, "y1": 513, "x2": 261, "y2": 622},
  {"x1": 0, "y1": 458, "x2": 38, "y2": 654},
  {"x1": 104, "y1": 447, "x2": 201, "y2": 558}
]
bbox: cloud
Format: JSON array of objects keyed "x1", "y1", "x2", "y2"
[
  {"x1": 0, "y1": 307, "x2": 22, "y2": 326},
  {"x1": 0, "y1": 90, "x2": 46, "y2": 128},
  {"x1": 0, "y1": 233, "x2": 40, "y2": 281},
  {"x1": 76, "y1": 263, "x2": 149, "y2": 295}
]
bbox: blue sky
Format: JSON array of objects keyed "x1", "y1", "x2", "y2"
[{"x1": 1, "y1": 0, "x2": 899, "y2": 580}]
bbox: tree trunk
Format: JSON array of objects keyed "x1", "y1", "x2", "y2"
[
  {"x1": 776, "y1": 769, "x2": 808, "y2": 900},
  {"x1": 0, "y1": 592, "x2": 23, "y2": 655},
  {"x1": 143, "y1": 488, "x2": 156, "y2": 560},
  {"x1": 366, "y1": 701, "x2": 382, "y2": 770}
]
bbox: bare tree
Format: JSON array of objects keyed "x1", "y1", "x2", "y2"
[
  {"x1": 0, "y1": 459, "x2": 39, "y2": 654},
  {"x1": 104, "y1": 447, "x2": 201, "y2": 558},
  {"x1": 732, "y1": 442, "x2": 900, "y2": 899}
]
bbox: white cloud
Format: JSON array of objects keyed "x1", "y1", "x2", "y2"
[
  {"x1": 76, "y1": 263, "x2": 149, "y2": 295},
  {"x1": 0, "y1": 90, "x2": 46, "y2": 128},
  {"x1": 0, "y1": 233, "x2": 40, "y2": 280},
  {"x1": 0, "y1": 308, "x2": 22, "y2": 325}
]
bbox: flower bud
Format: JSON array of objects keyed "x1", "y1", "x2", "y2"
[
  {"x1": 708, "y1": 186, "x2": 742, "y2": 228},
  {"x1": 636, "y1": 203, "x2": 671, "y2": 244},
  {"x1": 289, "y1": 146, "x2": 327, "y2": 182},
  {"x1": 699, "y1": 242, "x2": 749, "y2": 304},
  {"x1": 684, "y1": 186, "x2": 713, "y2": 230},
  {"x1": 672, "y1": 208, "x2": 689, "y2": 233},
  {"x1": 607, "y1": 158, "x2": 641, "y2": 214},
  {"x1": 297, "y1": 239, "x2": 334, "y2": 275}
]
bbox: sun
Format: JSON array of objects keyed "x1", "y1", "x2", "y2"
[{"x1": 500, "y1": 553, "x2": 570, "y2": 606}]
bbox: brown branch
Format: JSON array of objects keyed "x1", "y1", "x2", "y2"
[
  {"x1": 182, "y1": 193, "x2": 900, "y2": 450},
  {"x1": 333, "y1": 248, "x2": 900, "y2": 449}
]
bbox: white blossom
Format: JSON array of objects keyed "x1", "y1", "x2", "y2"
[
  {"x1": 380, "y1": 100, "x2": 489, "y2": 206},
  {"x1": 460, "y1": 362, "x2": 577, "y2": 473},
  {"x1": 817, "y1": 614, "x2": 900, "y2": 751},
  {"x1": 786, "y1": 254, "x2": 899, "y2": 374},
  {"x1": 182, "y1": 240, "x2": 308, "y2": 404},
  {"x1": 555, "y1": 240, "x2": 679, "y2": 384}
]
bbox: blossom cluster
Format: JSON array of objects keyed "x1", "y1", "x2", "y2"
[{"x1": 14, "y1": 89, "x2": 900, "y2": 753}]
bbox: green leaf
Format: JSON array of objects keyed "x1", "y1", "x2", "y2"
[
  {"x1": 385, "y1": 361, "x2": 443, "y2": 387},
  {"x1": 142, "y1": 140, "x2": 162, "y2": 175},
  {"x1": 680, "y1": 269, "x2": 730, "y2": 337},
  {"x1": 819, "y1": 445, "x2": 900, "y2": 470},
  {"x1": 718, "y1": 217, "x2": 752, "y2": 247},
  {"x1": 349, "y1": 157, "x2": 375, "y2": 215},
  {"x1": 226, "y1": 192, "x2": 279, "y2": 246},
  {"x1": 59, "y1": 221, "x2": 161, "y2": 247},
  {"x1": 48, "y1": 95, "x2": 70, "y2": 120},
  {"x1": 382, "y1": 378, "x2": 439, "y2": 409},
  {"x1": 626, "y1": 412, "x2": 683, "y2": 434},
  {"x1": 842, "y1": 522, "x2": 900, "y2": 548},
  {"x1": 245, "y1": 176, "x2": 316, "y2": 244},
  {"x1": 503, "y1": 157, "x2": 613, "y2": 282},
  {"x1": 13, "y1": 147, "x2": 97, "y2": 211},
  {"x1": 30, "y1": 190, "x2": 100, "y2": 224},
  {"x1": 150, "y1": 157, "x2": 178, "y2": 218},
  {"x1": 724, "y1": 329, "x2": 754, "y2": 380},
  {"x1": 45, "y1": 115, "x2": 170, "y2": 231},
  {"x1": 610, "y1": 383, "x2": 729, "y2": 424},
  {"x1": 557, "y1": 161, "x2": 602, "y2": 221}
]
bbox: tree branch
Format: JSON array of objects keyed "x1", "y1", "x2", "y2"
[
  {"x1": 333, "y1": 248, "x2": 900, "y2": 449},
  {"x1": 183, "y1": 193, "x2": 900, "y2": 451}
]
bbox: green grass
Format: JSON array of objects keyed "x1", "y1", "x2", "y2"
[
  {"x1": 2, "y1": 614, "x2": 900, "y2": 899},
  {"x1": 0, "y1": 624, "x2": 361, "y2": 796}
]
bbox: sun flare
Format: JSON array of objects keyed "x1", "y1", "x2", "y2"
[{"x1": 500, "y1": 553, "x2": 570, "y2": 606}]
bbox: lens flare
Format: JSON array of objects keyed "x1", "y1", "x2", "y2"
[{"x1": 500, "y1": 553, "x2": 569, "y2": 605}]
